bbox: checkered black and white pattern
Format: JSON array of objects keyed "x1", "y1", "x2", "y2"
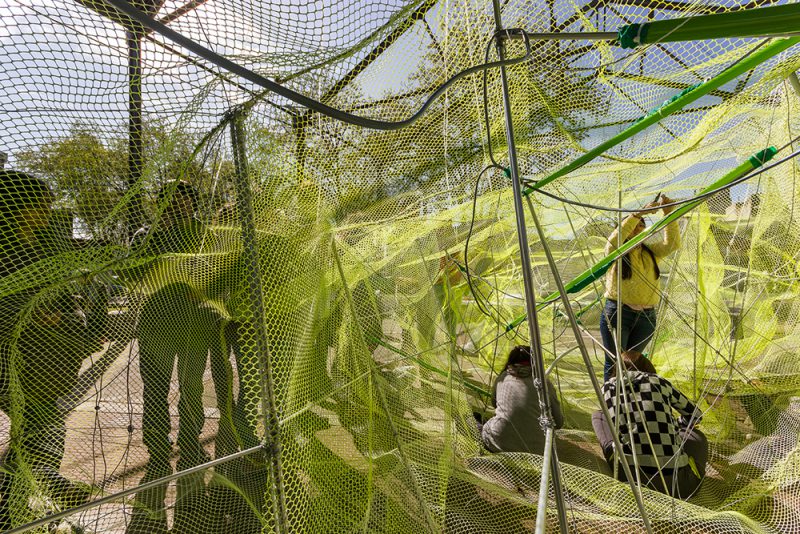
[{"x1": 603, "y1": 371, "x2": 701, "y2": 471}]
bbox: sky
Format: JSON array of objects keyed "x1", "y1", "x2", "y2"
[{"x1": 0, "y1": 0, "x2": 794, "y2": 210}]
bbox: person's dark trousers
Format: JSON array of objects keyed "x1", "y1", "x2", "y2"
[
  {"x1": 0, "y1": 324, "x2": 95, "y2": 530},
  {"x1": 206, "y1": 320, "x2": 266, "y2": 534},
  {"x1": 129, "y1": 287, "x2": 218, "y2": 534},
  {"x1": 591, "y1": 410, "x2": 616, "y2": 465},
  {"x1": 599, "y1": 299, "x2": 657, "y2": 381},
  {"x1": 228, "y1": 321, "x2": 260, "y2": 449},
  {"x1": 592, "y1": 411, "x2": 707, "y2": 498},
  {"x1": 0, "y1": 402, "x2": 71, "y2": 530},
  {"x1": 673, "y1": 427, "x2": 707, "y2": 498}
]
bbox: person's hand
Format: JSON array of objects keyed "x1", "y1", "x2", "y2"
[
  {"x1": 660, "y1": 195, "x2": 676, "y2": 215},
  {"x1": 636, "y1": 201, "x2": 660, "y2": 217},
  {"x1": 679, "y1": 414, "x2": 700, "y2": 431}
]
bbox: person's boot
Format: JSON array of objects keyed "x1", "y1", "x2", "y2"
[
  {"x1": 171, "y1": 471, "x2": 208, "y2": 534},
  {"x1": 35, "y1": 466, "x2": 94, "y2": 509},
  {"x1": 126, "y1": 459, "x2": 171, "y2": 534},
  {"x1": 207, "y1": 456, "x2": 264, "y2": 534},
  {"x1": 171, "y1": 447, "x2": 210, "y2": 534}
]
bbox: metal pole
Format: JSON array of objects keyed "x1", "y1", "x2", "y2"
[
  {"x1": 789, "y1": 72, "x2": 800, "y2": 98},
  {"x1": 525, "y1": 197, "x2": 654, "y2": 533},
  {"x1": 510, "y1": 31, "x2": 616, "y2": 41},
  {"x1": 127, "y1": 29, "x2": 144, "y2": 237},
  {"x1": 229, "y1": 109, "x2": 289, "y2": 533},
  {"x1": 490, "y1": 1, "x2": 569, "y2": 532},
  {"x1": 535, "y1": 427, "x2": 555, "y2": 534}
]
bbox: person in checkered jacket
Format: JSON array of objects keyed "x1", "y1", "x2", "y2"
[{"x1": 592, "y1": 351, "x2": 707, "y2": 498}]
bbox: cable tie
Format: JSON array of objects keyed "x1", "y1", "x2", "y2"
[{"x1": 538, "y1": 414, "x2": 555, "y2": 430}]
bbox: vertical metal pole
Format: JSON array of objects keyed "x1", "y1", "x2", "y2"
[
  {"x1": 490, "y1": 1, "x2": 568, "y2": 531},
  {"x1": 692, "y1": 214, "x2": 701, "y2": 399},
  {"x1": 229, "y1": 109, "x2": 289, "y2": 533},
  {"x1": 127, "y1": 30, "x2": 144, "y2": 237},
  {"x1": 535, "y1": 427, "x2": 555, "y2": 533},
  {"x1": 614, "y1": 190, "x2": 624, "y2": 481},
  {"x1": 525, "y1": 198, "x2": 654, "y2": 533}
]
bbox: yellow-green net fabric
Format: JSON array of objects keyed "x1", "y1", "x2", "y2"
[{"x1": 1, "y1": 0, "x2": 800, "y2": 532}]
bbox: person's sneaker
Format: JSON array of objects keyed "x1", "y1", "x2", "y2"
[
  {"x1": 172, "y1": 472, "x2": 208, "y2": 534},
  {"x1": 126, "y1": 460, "x2": 172, "y2": 534},
  {"x1": 34, "y1": 467, "x2": 94, "y2": 507},
  {"x1": 47, "y1": 518, "x2": 86, "y2": 533}
]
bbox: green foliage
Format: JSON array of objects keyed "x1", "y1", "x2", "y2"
[{"x1": 17, "y1": 121, "x2": 236, "y2": 241}]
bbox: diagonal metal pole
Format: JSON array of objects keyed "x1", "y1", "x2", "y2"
[
  {"x1": 490, "y1": 1, "x2": 568, "y2": 532},
  {"x1": 523, "y1": 198, "x2": 655, "y2": 533},
  {"x1": 790, "y1": 72, "x2": 800, "y2": 98},
  {"x1": 229, "y1": 108, "x2": 289, "y2": 533},
  {"x1": 6, "y1": 446, "x2": 264, "y2": 534}
]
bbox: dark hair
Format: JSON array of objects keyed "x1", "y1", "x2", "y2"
[
  {"x1": 0, "y1": 170, "x2": 53, "y2": 227},
  {"x1": 157, "y1": 180, "x2": 199, "y2": 206},
  {"x1": 619, "y1": 225, "x2": 660, "y2": 281},
  {"x1": 505, "y1": 345, "x2": 532, "y2": 369},
  {"x1": 608, "y1": 352, "x2": 657, "y2": 379}
]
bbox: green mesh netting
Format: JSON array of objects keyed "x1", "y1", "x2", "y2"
[{"x1": 2, "y1": 0, "x2": 800, "y2": 532}]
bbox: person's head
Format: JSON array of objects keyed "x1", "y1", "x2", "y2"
[
  {"x1": 618, "y1": 217, "x2": 660, "y2": 281},
  {"x1": 0, "y1": 151, "x2": 8, "y2": 169},
  {"x1": 0, "y1": 170, "x2": 53, "y2": 236},
  {"x1": 157, "y1": 181, "x2": 199, "y2": 223},
  {"x1": 505, "y1": 345, "x2": 532, "y2": 369},
  {"x1": 630, "y1": 216, "x2": 647, "y2": 238},
  {"x1": 608, "y1": 350, "x2": 657, "y2": 379}
]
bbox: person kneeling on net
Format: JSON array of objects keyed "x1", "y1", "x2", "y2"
[
  {"x1": 592, "y1": 351, "x2": 707, "y2": 499},
  {"x1": 480, "y1": 345, "x2": 563, "y2": 454}
]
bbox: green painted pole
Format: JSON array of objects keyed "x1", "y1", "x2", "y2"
[
  {"x1": 618, "y1": 4, "x2": 800, "y2": 48},
  {"x1": 523, "y1": 37, "x2": 798, "y2": 195},
  {"x1": 507, "y1": 146, "x2": 777, "y2": 331}
]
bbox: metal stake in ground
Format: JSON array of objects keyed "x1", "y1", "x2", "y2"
[
  {"x1": 525, "y1": 196, "x2": 654, "y2": 533},
  {"x1": 490, "y1": 0, "x2": 569, "y2": 531}
]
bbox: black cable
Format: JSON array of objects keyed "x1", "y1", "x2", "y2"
[
  {"x1": 464, "y1": 164, "x2": 504, "y2": 319},
  {"x1": 525, "y1": 144, "x2": 800, "y2": 214},
  {"x1": 103, "y1": 0, "x2": 532, "y2": 131}
]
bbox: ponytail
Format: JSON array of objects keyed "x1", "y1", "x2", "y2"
[{"x1": 620, "y1": 244, "x2": 660, "y2": 281}]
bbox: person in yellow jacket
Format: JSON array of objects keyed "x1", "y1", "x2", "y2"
[{"x1": 599, "y1": 195, "x2": 680, "y2": 380}]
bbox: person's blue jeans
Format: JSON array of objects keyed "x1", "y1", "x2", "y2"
[{"x1": 599, "y1": 299, "x2": 657, "y2": 381}]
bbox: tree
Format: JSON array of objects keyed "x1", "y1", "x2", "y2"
[
  {"x1": 17, "y1": 121, "x2": 235, "y2": 242},
  {"x1": 17, "y1": 123, "x2": 128, "y2": 240}
]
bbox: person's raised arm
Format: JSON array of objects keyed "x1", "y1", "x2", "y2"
[
  {"x1": 661, "y1": 375, "x2": 702, "y2": 426},
  {"x1": 647, "y1": 195, "x2": 681, "y2": 257},
  {"x1": 604, "y1": 201, "x2": 658, "y2": 255}
]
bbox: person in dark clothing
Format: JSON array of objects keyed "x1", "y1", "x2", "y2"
[
  {"x1": 592, "y1": 351, "x2": 707, "y2": 499},
  {"x1": 127, "y1": 181, "x2": 223, "y2": 534},
  {"x1": 0, "y1": 170, "x2": 105, "y2": 529},
  {"x1": 481, "y1": 345, "x2": 563, "y2": 455}
]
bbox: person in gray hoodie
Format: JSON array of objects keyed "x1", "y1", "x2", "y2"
[{"x1": 481, "y1": 345, "x2": 563, "y2": 454}]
